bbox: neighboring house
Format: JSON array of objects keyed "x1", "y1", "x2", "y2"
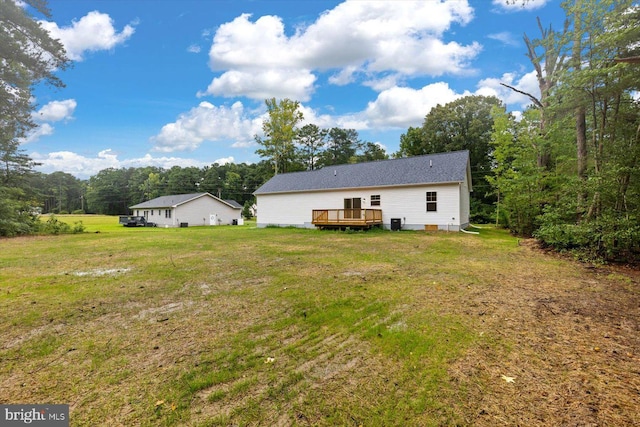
[
  {"x1": 129, "y1": 192, "x2": 243, "y2": 227},
  {"x1": 248, "y1": 203, "x2": 258, "y2": 218},
  {"x1": 254, "y1": 150, "x2": 472, "y2": 231}
]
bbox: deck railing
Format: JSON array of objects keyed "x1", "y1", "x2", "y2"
[{"x1": 312, "y1": 209, "x2": 383, "y2": 226}]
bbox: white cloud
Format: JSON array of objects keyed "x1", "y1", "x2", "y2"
[
  {"x1": 211, "y1": 156, "x2": 234, "y2": 165},
  {"x1": 328, "y1": 66, "x2": 359, "y2": 86},
  {"x1": 487, "y1": 31, "x2": 520, "y2": 47},
  {"x1": 476, "y1": 71, "x2": 540, "y2": 109},
  {"x1": 364, "y1": 82, "x2": 471, "y2": 128},
  {"x1": 298, "y1": 104, "x2": 336, "y2": 130},
  {"x1": 22, "y1": 123, "x2": 54, "y2": 143},
  {"x1": 154, "y1": 69, "x2": 543, "y2": 154},
  {"x1": 200, "y1": 69, "x2": 316, "y2": 101},
  {"x1": 201, "y1": 1, "x2": 479, "y2": 99},
  {"x1": 34, "y1": 99, "x2": 77, "y2": 122},
  {"x1": 298, "y1": 0, "x2": 477, "y2": 72},
  {"x1": 491, "y1": 0, "x2": 551, "y2": 12},
  {"x1": 363, "y1": 75, "x2": 402, "y2": 92},
  {"x1": 21, "y1": 99, "x2": 77, "y2": 143},
  {"x1": 40, "y1": 11, "x2": 136, "y2": 61},
  {"x1": 31, "y1": 149, "x2": 217, "y2": 178},
  {"x1": 187, "y1": 44, "x2": 201, "y2": 53},
  {"x1": 31, "y1": 149, "x2": 120, "y2": 176},
  {"x1": 150, "y1": 101, "x2": 262, "y2": 152}
]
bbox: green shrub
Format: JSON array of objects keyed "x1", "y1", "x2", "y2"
[
  {"x1": 536, "y1": 212, "x2": 640, "y2": 263},
  {"x1": 41, "y1": 215, "x2": 72, "y2": 235},
  {"x1": 72, "y1": 221, "x2": 86, "y2": 233},
  {"x1": 39, "y1": 215, "x2": 85, "y2": 235}
]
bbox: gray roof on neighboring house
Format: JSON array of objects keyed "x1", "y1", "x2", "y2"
[
  {"x1": 254, "y1": 150, "x2": 471, "y2": 195},
  {"x1": 224, "y1": 200, "x2": 243, "y2": 209},
  {"x1": 130, "y1": 192, "x2": 241, "y2": 209}
]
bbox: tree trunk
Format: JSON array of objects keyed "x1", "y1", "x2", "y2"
[{"x1": 573, "y1": 7, "x2": 588, "y2": 218}]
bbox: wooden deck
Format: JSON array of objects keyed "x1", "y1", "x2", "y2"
[{"x1": 312, "y1": 209, "x2": 383, "y2": 229}]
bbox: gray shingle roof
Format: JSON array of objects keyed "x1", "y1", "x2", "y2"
[
  {"x1": 224, "y1": 200, "x2": 243, "y2": 209},
  {"x1": 254, "y1": 150, "x2": 470, "y2": 195},
  {"x1": 130, "y1": 192, "x2": 241, "y2": 209}
]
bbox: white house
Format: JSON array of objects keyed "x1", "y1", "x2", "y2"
[
  {"x1": 129, "y1": 192, "x2": 243, "y2": 227},
  {"x1": 254, "y1": 150, "x2": 472, "y2": 231}
]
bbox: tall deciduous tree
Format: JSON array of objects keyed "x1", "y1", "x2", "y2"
[
  {"x1": 397, "y1": 126, "x2": 427, "y2": 157},
  {"x1": 255, "y1": 98, "x2": 304, "y2": 174},
  {"x1": 396, "y1": 95, "x2": 504, "y2": 221},
  {"x1": 488, "y1": 106, "x2": 550, "y2": 235}
]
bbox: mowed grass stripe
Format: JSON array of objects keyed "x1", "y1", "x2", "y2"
[{"x1": 1, "y1": 215, "x2": 518, "y2": 426}]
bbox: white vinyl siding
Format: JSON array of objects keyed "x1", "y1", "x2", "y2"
[
  {"x1": 131, "y1": 194, "x2": 241, "y2": 227},
  {"x1": 174, "y1": 195, "x2": 239, "y2": 226},
  {"x1": 256, "y1": 183, "x2": 465, "y2": 230}
]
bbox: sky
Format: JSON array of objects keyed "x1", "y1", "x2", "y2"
[{"x1": 24, "y1": 0, "x2": 567, "y2": 179}]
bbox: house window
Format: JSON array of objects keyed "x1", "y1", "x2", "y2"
[
  {"x1": 426, "y1": 192, "x2": 437, "y2": 212},
  {"x1": 150, "y1": 210, "x2": 153, "y2": 216},
  {"x1": 165, "y1": 209, "x2": 171, "y2": 218},
  {"x1": 371, "y1": 195, "x2": 381, "y2": 206}
]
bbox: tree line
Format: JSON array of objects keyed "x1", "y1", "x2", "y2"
[
  {"x1": 488, "y1": 0, "x2": 640, "y2": 262},
  {"x1": 398, "y1": 0, "x2": 640, "y2": 261},
  {"x1": 24, "y1": 162, "x2": 273, "y2": 217},
  {"x1": 2, "y1": 0, "x2": 639, "y2": 262}
]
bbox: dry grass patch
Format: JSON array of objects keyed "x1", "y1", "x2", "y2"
[{"x1": 1, "y1": 219, "x2": 638, "y2": 426}]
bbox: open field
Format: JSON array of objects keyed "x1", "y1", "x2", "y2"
[{"x1": 1, "y1": 215, "x2": 639, "y2": 426}]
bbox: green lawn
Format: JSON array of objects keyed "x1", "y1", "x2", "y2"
[{"x1": 1, "y1": 215, "x2": 638, "y2": 426}]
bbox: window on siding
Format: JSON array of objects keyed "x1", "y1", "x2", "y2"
[
  {"x1": 371, "y1": 195, "x2": 381, "y2": 206},
  {"x1": 165, "y1": 209, "x2": 171, "y2": 218},
  {"x1": 150, "y1": 210, "x2": 153, "y2": 216},
  {"x1": 426, "y1": 191, "x2": 437, "y2": 212}
]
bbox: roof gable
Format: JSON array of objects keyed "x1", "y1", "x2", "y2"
[
  {"x1": 130, "y1": 192, "x2": 241, "y2": 209},
  {"x1": 254, "y1": 150, "x2": 471, "y2": 195}
]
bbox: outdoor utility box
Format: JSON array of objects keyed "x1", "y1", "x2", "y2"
[
  {"x1": 391, "y1": 218, "x2": 402, "y2": 231},
  {"x1": 180, "y1": 222, "x2": 188, "y2": 227}
]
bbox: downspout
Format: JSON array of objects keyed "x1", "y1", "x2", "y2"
[{"x1": 460, "y1": 228, "x2": 479, "y2": 235}]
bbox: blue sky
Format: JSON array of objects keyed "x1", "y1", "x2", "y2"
[{"x1": 26, "y1": 0, "x2": 566, "y2": 178}]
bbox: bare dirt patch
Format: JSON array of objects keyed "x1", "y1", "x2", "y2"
[{"x1": 69, "y1": 268, "x2": 132, "y2": 277}]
